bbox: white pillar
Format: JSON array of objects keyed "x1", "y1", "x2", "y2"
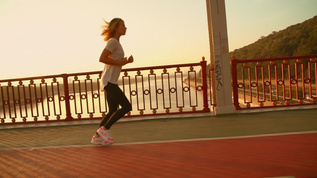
[{"x1": 206, "y1": 0, "x2": 235, "y2": 115}]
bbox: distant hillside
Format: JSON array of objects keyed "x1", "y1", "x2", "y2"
[
  {"x1": 198, "y1": 16, "x2": 317, "y2": 80},
  {"x1": 230, "y1": 16, "x2": 317, "y2": 59}
]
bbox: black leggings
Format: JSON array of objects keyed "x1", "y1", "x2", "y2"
[{"x1": 99, "y1": 82, "x2": 132, "y2": 129}]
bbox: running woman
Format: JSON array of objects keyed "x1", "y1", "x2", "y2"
[{"x1": 91, "y1": 18, "x2": 133, "y2": 145}]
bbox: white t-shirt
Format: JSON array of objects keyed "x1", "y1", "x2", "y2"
[{"x1": 100, "y1": 38, "x2": 125, "y2": 88}]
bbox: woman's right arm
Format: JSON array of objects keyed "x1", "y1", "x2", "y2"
[{"x1": 99, "y1": 48, "x2": 131, "y2": 66}]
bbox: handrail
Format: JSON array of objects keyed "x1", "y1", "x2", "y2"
[
  {"x1": 231, "y1": 55, "x2": 317, "y2": 63},
  {"x1": 0, "y1": 58, "x2": 212, "y2": 125},
  {"x1": 231, "y1": 55, "x2": 317, "y2": 110},
  {"x1": 0, "y1": 63, "x2": 202, "y2": 83}
]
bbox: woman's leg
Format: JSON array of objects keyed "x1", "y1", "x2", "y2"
[
  {"x1": 103, "y1": 83, "x2": 132, "y2": 129},
  {"x1": 99, "y1": 87, "x2": 119, "y2": 127}
]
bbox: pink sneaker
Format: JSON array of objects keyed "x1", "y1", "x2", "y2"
[
  {"x1": 91, "y1": 135, "x2": 103, "y2": 145},
  {"x1": 97, "y1": 126, "x2": 109, "y2": 140},
  {"x1": 97, "y1": 127, "x2": 115, "y2": 145}
]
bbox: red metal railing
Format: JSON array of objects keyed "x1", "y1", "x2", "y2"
[
  {"x1": 231, "y1": 55, "x2": 317, "y2": 110},
  {"x1": 0, "y1": 59, "x2": 212, "y2": 125}
]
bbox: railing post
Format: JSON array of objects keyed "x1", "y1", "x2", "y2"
[
  {"x1": 231, "y1": 55, "x2": 240, "y2": 110},
  {"x1": 62, "y1": 74, "x2": 73, "y2": 121},
  {"x1": 201, "y1": 57, "x2": 210, "y2": 112}
]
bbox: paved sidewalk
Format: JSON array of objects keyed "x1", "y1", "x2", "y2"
[
  {"x1": 0, "y1": 108, "x2": 317, "y2": 177},
  {"x1": 1, "y1": 108, "x2": 317, "y2": 149}
]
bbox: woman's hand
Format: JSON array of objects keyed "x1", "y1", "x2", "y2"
[{"x1": 127, "y1": 55, "x2": 134, "y2": 63}]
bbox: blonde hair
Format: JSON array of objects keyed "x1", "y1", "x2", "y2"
[{"x1": 101, "y1": 18, "x2": 123, "y2": 41}]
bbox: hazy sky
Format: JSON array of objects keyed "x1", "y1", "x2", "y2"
[{"x1": 0, "y1": 0, "x2": 316, "y2": 79}]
